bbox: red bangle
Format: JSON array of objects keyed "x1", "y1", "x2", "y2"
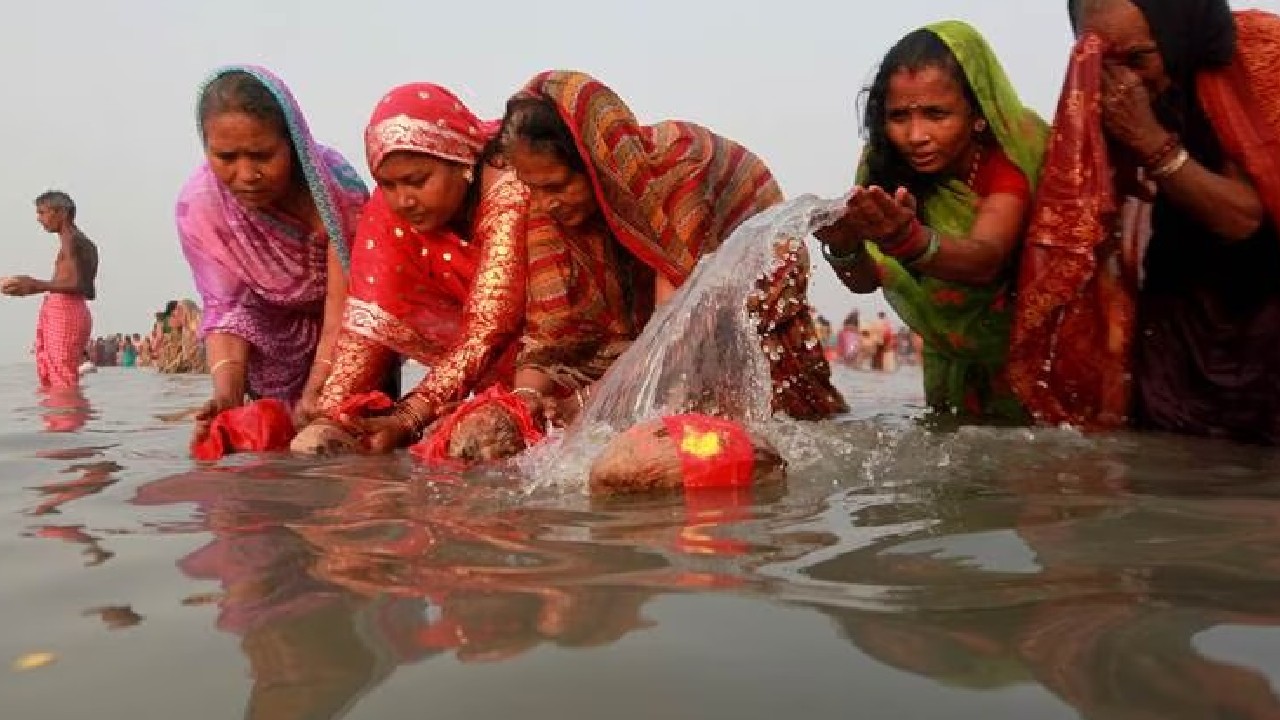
[
  {"x1": 878, "y1": 218, "x2": 930, "y2": 261},
  {"x1": 1142, "y1": 133, "x2": 1180, "y2": 171}
]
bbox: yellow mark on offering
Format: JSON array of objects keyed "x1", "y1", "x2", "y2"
[{"x1": 680, "y1": 429, "x2": 723, "y2": 459}]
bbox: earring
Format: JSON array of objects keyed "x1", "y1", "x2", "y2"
[
  {"x1": 463, "y1": 167, "x2": 474, "y2": 183},
  {"x1": 974, "y1": 118, "x2": 988, "y2": 133}
]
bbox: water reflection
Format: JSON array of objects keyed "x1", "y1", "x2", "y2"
[
  {"x1": 27, "y1": 524, "x2": 115, "y2": 566},
  {"x1": 27, "y1": 458, "x2": 121, "y2": 516},
  {"x1": 83, "y1": 605, "x2": 144, "y2": 630},
  {"x1": 791, "y1": 432, "x2": 1280, "y2": 719},
  {"x1": 129, "y1": 461, "x2": 776, "y2": 719},
  {"x1": 39, "y1": 386, "x2": 91, "y2": 433}
]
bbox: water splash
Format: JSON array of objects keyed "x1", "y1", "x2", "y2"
[{"x1": 519, "y1": 194, "x2": 848, "y2": 491}]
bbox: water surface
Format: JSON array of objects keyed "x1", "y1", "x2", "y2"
[{"x1": 4, "y1": 363, "x2": 1280, "y2": 719}]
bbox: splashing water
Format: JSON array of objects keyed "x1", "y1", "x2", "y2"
[{"x1": 519, "y1": 194, "x2": 850, "y2": 491}]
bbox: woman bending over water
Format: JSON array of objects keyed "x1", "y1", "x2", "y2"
[
  {"x1": 500, "y1": 70, "x2": 846, "y2": 427},
  {"x1": 176, "y1": 66, "x2": 368, "y2": 435},
  {"x1": 818, "y1": 22, "x2": 1048, "y2": 421},
  {"x1": 294, "y1": 83, "x2": 529, "y2": 453}
]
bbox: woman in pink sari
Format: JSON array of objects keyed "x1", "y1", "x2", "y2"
[{"x1": 175, "y1": 65, "x2": 368, "y2": 436}]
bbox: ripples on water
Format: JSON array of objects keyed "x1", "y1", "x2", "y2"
[{"x1": 5, "y1": 364, "x2": 1280, "y2": 719}]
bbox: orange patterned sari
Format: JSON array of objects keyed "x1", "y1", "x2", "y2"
[
  {"x1": 1010, "y1": 10, "x2": 1280, "y2": 429},
  {"x1": 515, "y1": 71, "x2": 846, "y2": 420}
]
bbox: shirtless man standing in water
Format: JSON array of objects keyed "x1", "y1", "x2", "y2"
[{"x1": 2, "y1": 191, "x2": 99, "y2": 390}]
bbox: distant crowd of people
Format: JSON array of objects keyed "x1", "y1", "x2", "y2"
[
  {"x1": 814, "y1": 310, "x2": 922, "y2": 373},
  {"x1": 81, "y1": 299, "x2": 207, "y2": 375}
]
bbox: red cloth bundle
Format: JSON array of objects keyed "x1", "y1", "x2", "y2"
[{"x1": 190, "y1": 399, "x2": 295, "y2": 461}]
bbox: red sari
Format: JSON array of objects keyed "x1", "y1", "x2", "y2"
[
  {"x1": 515, "y1": 71, "x2": 846, "y2": 420},
  {"x1": 1010, "y1": 10, "x2": 1280, "y2": 432},
  {"x1": 317, "y1": 84, "x2": 528, "y2": 430}
]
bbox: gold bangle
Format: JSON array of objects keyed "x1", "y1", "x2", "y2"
[
  {"x1": 1150, "y1": 147, "x2": 1190, "y2": 179},
  {"x1": 513, "y1": 387, "x2": 541, "y2": 400},
  {"x1": 209, "y1": 359, "x2": 242, "y2": 375}
]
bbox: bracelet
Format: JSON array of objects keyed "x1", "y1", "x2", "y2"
[
  {"x1": 315, "y1": 358, "x2": 333, "y2": 367},
  {"x1": 209, "y1": 359, "x2": 242, "y2": 375},
  {"x1": 1142, "y1": 133, "x2": 1180, "y2": 170},
  {"x1": 878, "y1": 218, "x2": 931, "y2": 261},
  {"x1": 392, "y1": 395, "x2": 431, "y2": 431},
  {"x1": 907, "y1": 228, "x2": 942, "y2": 268},
  {"x1": 512, "y1": 387, "x2": 542, "y2": 401},
  {"x1": 820, "y1": 241, "x2": 866, "y2": 269},
  {"x1": 1149, "y1": 147, "x2": 1190, "y2": 179}
]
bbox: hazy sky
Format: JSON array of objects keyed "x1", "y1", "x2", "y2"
[{"x1": 1, "y1": 0, "x2": 1276, "y2": 363}]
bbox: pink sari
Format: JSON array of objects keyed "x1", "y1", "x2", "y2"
[{"x1": 175, "y1": 65, "x2": 368, "y2": 404}]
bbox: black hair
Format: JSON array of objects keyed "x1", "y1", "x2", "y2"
[
  {"x1": 859, "y1": 28, "x2": 984, "y2": 199},
  {"x1": 197, "y1": 70, "x2": 306, "y2": 191},
  {"x1": 496, "y1": 95, "x2": 587, "y2": 173},
  {"x1": 34, "y1": 190, "x2": 76, "y2": 220},
  {"x1": 198, "y1": 71, "x2": 288, "y2": 140}
]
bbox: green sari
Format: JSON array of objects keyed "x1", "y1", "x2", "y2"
[{"x1": 860, "y1": 20, "x2": 1048, "y2": 421}]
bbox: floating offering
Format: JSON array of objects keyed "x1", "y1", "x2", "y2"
[{"x1": 589, "y1": 414, "x2": 785, "y2": 494}]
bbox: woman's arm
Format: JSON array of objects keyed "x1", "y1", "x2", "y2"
[
  {"x1": 203, "y1": 332, "x2": 250, "y2": 407},
  {"x1": 296, "y1": 244, "x2": 347, "y2": 419},
  {"x1": 1152, "y1": 156, "x2": 1263, "y2": 242},
  {"x1": 394, "y1": 169, "x2": 530, "y2": 431},
  {"x1": 909, "y1": 192, "x2": 1029, "y2": 285}
]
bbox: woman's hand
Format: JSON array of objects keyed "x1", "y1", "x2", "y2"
[
  {"x1": 192, "y1": 394, "x2": 244, "y2": 445},
  {"x1": 294, "y1": 383, "x2": 323, "y2": 428},
  {"x1": 845, "y1": 186, "x2": 917, "y2": 246},
  {"x1": 345, "y1": 414, "x2": 413, "y2": 454},
  {"x1": 1100, "y1": 64, "x2": 1168, "y2": 159}
]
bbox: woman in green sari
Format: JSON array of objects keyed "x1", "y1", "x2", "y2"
[{"x1": 818, "y1": 21, "x2": 1048, "y2": 420}]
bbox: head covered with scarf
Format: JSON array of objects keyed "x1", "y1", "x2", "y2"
[
  {"x1": 365, "y1": 83, "x2": 495, "y2": 174},
  {"x1": 176, "y1": 64, "x2": 368, "y2": 403},
  {"x1": 1012, "y1": 2, "x2": 1280, "y2": 427},
  {"x1": 1067, "y1": 0, "x2": 1236, "y2": 83},
  {"x1": 344, "y1": 83, "x2": 500, "y2": 361},
  {"x1": 855, "y1": 21, "x2": 1048, "y2": 419}
]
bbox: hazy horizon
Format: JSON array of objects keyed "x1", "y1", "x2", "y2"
[{"x1": 2, "y1": 0, "x2": 1276, "y2": 363}]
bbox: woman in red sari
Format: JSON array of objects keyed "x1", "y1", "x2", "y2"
[
  {"x1": 1011, "y1": 0, "x2": 1280, "y2": 444},
  {"x1": 293, "y1": 83, "x2": 528, "y2": 453},
  {"x1": 497, "y1": 70, "x2": 846, "y2": 425}
]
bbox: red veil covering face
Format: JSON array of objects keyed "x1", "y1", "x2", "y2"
[
  {"x1": 1009, "y1": 10, "x2": 1280, "y2": 429},
  {"x1": 316, "y1": 83, "x2": 529, "y2": 429}
]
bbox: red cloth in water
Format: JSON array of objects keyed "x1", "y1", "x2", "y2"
[
  {"x1": 661, "y1": 414, "x2": 756, "y2": 490},
  {"x1": 190, "y1": 399, "x2": 296, "y2": 461},
  {"x1": 411, "y1": 386, "x2": 545, "y2": 463}
]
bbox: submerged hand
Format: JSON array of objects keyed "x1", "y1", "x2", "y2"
[
  {"x1": 344, "y1": 414, "x2": 412, "y2": 454},
  {"x1": 294, "y1": 386, "x2": 323, "y2": 427},
  {"x1": 192, "y1": 394, "x2": 243, "y2": 445}
]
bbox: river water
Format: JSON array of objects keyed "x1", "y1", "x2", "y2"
[{"x1": 4, "y1": 362, "x2": 1280, "y2": 719}]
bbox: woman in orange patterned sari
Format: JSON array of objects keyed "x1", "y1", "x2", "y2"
[
  {"x1": 293, "y1": 83, "x2": 528, "y2": 453},
  {"x1": 497, "y1": 70, "x2": 845, "y2": 425},
  {"x1": 1010, "y1": 0, "x2": 1280, "y2": 444}
]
